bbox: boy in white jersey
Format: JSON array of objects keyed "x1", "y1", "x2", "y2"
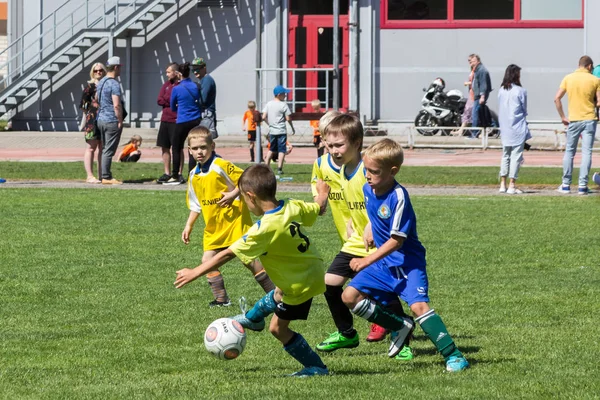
[
  {"x1": 342, "y1": 139, "x2": 469, "y2": 372},
  {"x1": 176, "y1": 164, "x2": 332, "y2": 377},
  {"x1": 182, "y1": 127, "x2": 274, "y2": 307},
  {"x1": 314, "y1": 114, "x2": 412, "y2": 359}
]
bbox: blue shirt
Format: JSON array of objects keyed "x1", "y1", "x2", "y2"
[
  {"x1": 498, "y1": 85, "x2": 530, "y2": 147},
  {"x1": 170, "y1": 78, "x2": 202, "y2": 124},
  {"x1": 364, "y1": 182, "x2": 426, "y2": 269},
  {"x1": 199, "y1": 74, "x2": 217, "y2": 113},
  {"x1": 96, "y1": 77, "x2": 121, "y2": 123}
]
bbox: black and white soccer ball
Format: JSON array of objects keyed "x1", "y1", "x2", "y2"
[{"x1": 204, "y1": 318, "x2": 247, "y2": 360}]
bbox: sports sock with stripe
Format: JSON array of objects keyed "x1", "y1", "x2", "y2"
[
  {"x1": 206, "y1": 271, "x2": 229, "y2": 303},
  {"x1": 416, "y1": 309, "x2": 462, "y2": 360}
]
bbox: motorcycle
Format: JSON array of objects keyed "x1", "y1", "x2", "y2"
[{"x1": 414, "y1": 78, "x2": 466, "y2": 136}]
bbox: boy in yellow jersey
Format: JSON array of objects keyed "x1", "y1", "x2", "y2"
[
  {"x1": 182, "y1": 127, "x2": 274, "y2": 307},
  {"x1": 315, "y1": 114, "x2": 413, "y2": 359},
  {"x1": 175, "y1": 164, "x2": 331, "y2": 377}
]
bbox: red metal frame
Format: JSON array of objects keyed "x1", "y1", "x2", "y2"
[
  {"x1": 288, "y1": 14, "x2": 350, "y2": 111},
  {"x1": 380, "y1": 0, "x2": 584, "y2": 29}
]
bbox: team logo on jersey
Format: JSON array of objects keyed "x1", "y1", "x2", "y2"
[
  {"x1": 228, "y1": 165, "x2": 235, "y2": 175},
  {"x1": 377, "y1": 204, "x2": 391, "y2": 219}
]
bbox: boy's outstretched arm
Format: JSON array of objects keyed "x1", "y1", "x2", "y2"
[
  {"x1": 349, "y1": 235, "x2": 405, "y2": 272},
  {"x1": 314, "y1": 179, "x2": 330, "y2": 215},
  {"x1": 175, "y1": 249, "x2": 237, "y2": 288}
]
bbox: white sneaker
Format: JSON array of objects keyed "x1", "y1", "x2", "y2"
[
  {"x1": 506, "y1": 187, "x2": 523, "y2": 195},
  {"x1": 593, "y1": 172, "x2": 600, "y2": 187},
  {"x1": 499, "y1": 186, "x2": 507, "y2": 193}
]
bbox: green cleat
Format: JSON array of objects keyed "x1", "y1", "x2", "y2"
[
  {"x1": 316, "y1": 332, "x2": 359, "y2": 352},
  {"x1": 394, "y1": 345, "x2": 414, "y2": 361}
]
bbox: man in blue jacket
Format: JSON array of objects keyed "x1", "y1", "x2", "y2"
[{"x1": 469, "y1": 54, "x2": 492, "y2": 138}]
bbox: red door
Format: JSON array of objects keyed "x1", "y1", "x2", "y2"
[{"x1": 288, "y1": 2, "x2": 349, "y2": 112}]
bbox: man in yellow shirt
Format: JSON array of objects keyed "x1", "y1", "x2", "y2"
[{"x1": 554, "y1": 55, "x2": 600, "y2": 195}]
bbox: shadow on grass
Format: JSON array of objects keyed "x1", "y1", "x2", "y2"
[
  {"x1": 414, "y1": 345, "x2": 481, "y2": 357},
  {"x1": 123, "y1": 178, "x2": 160, "y2": 184}
]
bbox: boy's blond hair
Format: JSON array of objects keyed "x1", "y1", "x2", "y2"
[
  {"x1": 323, "y1": 113, "x2": 363, "y2": 148},
  {"x1": 363, "y1": 138, "x2": 404, "y2": 170},
  {"x1": 318, "y1": 110, "x2": 341, "y2": 136},
  {"x1": 187, "y1": 125, "x2": 213, "y2": 146},
  {"x1": 248, "y1": 100, "x2": 256, "y2": 109},
  {"x1": 311, "y1": 99, "x2": 321, "y2": 109}
]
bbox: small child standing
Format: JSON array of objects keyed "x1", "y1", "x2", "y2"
[
  {"x1": 262, "y1": 85, "x2": 295, "y2": 175},
  {"x1": 118, "y1": 135, "x2": 142, "y2": 162},
  {"x1": 176, "y1": 164, "x2": 331, "y2": 377},
  {"x1": 342, "y1": 138, "x2": 469, "y2": 372},
  {"x1": 309, "y1": 99, "x2": 325, "y2": 158},
  {"x1": 242, "y1": 101, "x2": 259, "y2": 162},
  {"x1": 182, "y1": 127, "x2": 275, "y2": 307}
]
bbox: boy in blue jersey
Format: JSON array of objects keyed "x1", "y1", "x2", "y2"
[
  {"x1": 175, "y1": 164, "x2": 332, "y2": 377},
  {"x1": 341, "y1": 138, "x2": 469, "y2": 372}
]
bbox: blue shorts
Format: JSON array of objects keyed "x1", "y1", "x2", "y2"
[
  {"x1": 349, "y1": 260, "x2": 429, "y2": 307},
  {"x1": 269, "y1": 134, "x2": 287, "y2": 153}
]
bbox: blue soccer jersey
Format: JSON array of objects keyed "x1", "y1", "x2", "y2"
[{"x1": 363, "y1": 182, "x2": 426, "y2": 269}]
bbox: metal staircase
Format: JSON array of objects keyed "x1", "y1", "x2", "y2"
[{"x1": 0, "y1": 0, "x2": 196, "y2": 118}]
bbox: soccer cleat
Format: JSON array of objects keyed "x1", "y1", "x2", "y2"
[
  {"x1": 231, "y1": 313, "x2": 265, "y2": 332},
  {"x1": 388, "y1": 317, "x2": 414, "y2": 357},
  {"x1": 593, "y1": 172, "x2": 600, "y2": 187},
  {"x1": 446, "y1": 356, "x2": 469, "y2": 372},
  {"x1": 556, "y1": 185, "x2": 571, "y2": 194},
  {"x1": 208, "y1": 299, "x2": 231, "y2": 307},
  {"x1": 394, "y1": 345, "x2": 414, "y2": 361},
  {"x1": 156, "y1": 174, "x2": 171, "y2": 184},
  {"x1": 289, "y1": 366, "x2": 329, "y2": 378},
  {"x1": 366, "y1": 323, "x2": 389, "y2": 342},
  {"x1": 316, "y1": 331, "x2": 359, "y2": 352}
]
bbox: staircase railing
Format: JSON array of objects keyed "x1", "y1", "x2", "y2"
[{"x1": 0, "y1": 0, "x2": 149, "y2": 90}]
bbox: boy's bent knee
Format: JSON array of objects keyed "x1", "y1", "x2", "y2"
[
  {"x1": 410, "y1": 302, "x2": 430, "y2": 317},
  {"x1": 341, "y1": 286, "x2": 363, "y2": 309}
]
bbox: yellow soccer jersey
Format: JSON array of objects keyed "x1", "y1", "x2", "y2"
[
  {"x1": 187, "y1": 155, "x2": 253, "y2": 251},
  {"x1": 229, "y1": 199, "x2": 326, "y2": 305},
  {"x1": 340, "y1": 161, "x2": 374, "y2": 258},
  {"x1": 310, "y1": 153, "x2": 351, "y2": 244}
]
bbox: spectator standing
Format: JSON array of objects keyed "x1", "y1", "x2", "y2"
[
  {"x1": 80, "y1": 62, "x2": 106, "y2": 183},
  {"x1": 243, "y1": 100, "x2": 258, "y2": 162},
  {"x1": 189, "y1": 57, "x2": 217, "y2": 172},
  {"x1": 168, "y1": 62, "x2": 202, "y2": 185},
  {"x1": 96, "y1": 56, "x2": 125, "y2": 185},
  {"x1": 156, "y1": 62, "x2": 181, "y2": 184},
  {"x1": 554, "y1": 56, "x2": 600, "y2": 195},
  {"x1": 262, "y1": 85, "x2": 296, "y2": 175},
  {"x1": 497, "y1": 64, "x2": 530, "y2": 195},
  {"x1": 451, "y1": 65, "x2": 475, "y2": 136},
  {"x1": 469, "y1": 54, "x2": 492, "y2": 138}
]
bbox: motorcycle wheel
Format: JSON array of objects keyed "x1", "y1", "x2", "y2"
[{"x1": 415, "y1": 111, "x2": 439, "y2": 136}]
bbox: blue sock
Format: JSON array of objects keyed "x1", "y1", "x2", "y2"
[
  {"x1": 284, "y1": 332, "x2": 326, "y2": 369},
  {"x1": 246, "y1": 290, "x2": 277, "y2": 322}
]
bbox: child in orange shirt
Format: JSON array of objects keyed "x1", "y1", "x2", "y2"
[
  {"x1": 309, "y1": 99, "x2": 325, "y2": 157},
  {"x1": 118, "y1": 135, "x2": 142, "y2": 162},
  {"x1": 242, "y1": 101, "x2": 259, "y2": 162}
]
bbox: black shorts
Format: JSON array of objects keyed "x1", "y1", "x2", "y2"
[
  {"x1": 313, "y1": 135, "x2": 322, "y2": 147},
  {"x1": 274, "y1": 298, "x2": 313, "y2": 321},
  {"x1": 327, "y1": 251, "x2": 362, "y2": 279},
  {"x1": 156, "y1": 121, "x2": 177, "y2": 148},
  {"x1": 120, "y1": 153, "x2": 140, "y2": 162},
  {"x1": 247, "y1": 130, "x2": 256, "y2": 142}
]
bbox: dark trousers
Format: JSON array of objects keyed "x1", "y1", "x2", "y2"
[{"x1": 173, "y1": 119, "x2": 200, "y2": 177}]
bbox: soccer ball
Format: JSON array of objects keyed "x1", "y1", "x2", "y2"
[{"x1": 204, "y1": 318, "x2": 247, "y2": 360}]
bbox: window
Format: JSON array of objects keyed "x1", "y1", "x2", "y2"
[{"x1": 381, "y1": 0, "x2": 584, "y2": 29}]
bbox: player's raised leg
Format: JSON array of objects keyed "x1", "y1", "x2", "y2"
[{"x1": 232, "y1": 289, "x2": 279, "y2": 331}]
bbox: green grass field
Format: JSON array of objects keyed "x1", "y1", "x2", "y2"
[
  {"x1": 1, "y1": 188, "x2": 599, "y2": 399},
  {"x1": 0, "y1": 161, "x2": 582, "y2": 186}
]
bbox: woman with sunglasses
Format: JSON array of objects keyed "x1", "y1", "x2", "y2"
[{"x1": 80, "y1": 63, "x2": 107, "y2": 183}]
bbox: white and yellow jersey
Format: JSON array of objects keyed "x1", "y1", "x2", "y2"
[
  {"x1": 339, "y1": 161, "x2": 374, "y2": 258},
  {"x1": 187, "y1": 154, "x2": 253, "y2": 251},
  {"x1": 310, "y1": 153, "x2": 351, "y2": 244},
  {"x1": 230, "y1": 199, "x2": 326, "y2": 305}
]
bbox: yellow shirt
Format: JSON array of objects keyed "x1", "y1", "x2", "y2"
[
  {"x1": 559, "y1": 68, "x2": 600, "y2": 121},
  {"x1": 339, "y1": 161, "x2": 374, "y2": 258},
  {"x1": 311, "y1": 153, "x2": 351, "y2": 244},
  {"x1": 187, "y1": 155, "x2": 253, "y2": 251},
  {"x1": 229, "y1": 199, "x2": 326, "y2": 305}
]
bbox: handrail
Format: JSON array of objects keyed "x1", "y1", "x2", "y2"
[{"x1": 0, "y1": 0, "x2": 153, "y2": 91}]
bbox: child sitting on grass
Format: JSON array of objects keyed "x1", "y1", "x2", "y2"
[
  {"x1": 181, "y1": 127, "x2": 274, "y2": 307},
  {"x1": 175, "y1": 164, "x2": 331, "y2": 377}
]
